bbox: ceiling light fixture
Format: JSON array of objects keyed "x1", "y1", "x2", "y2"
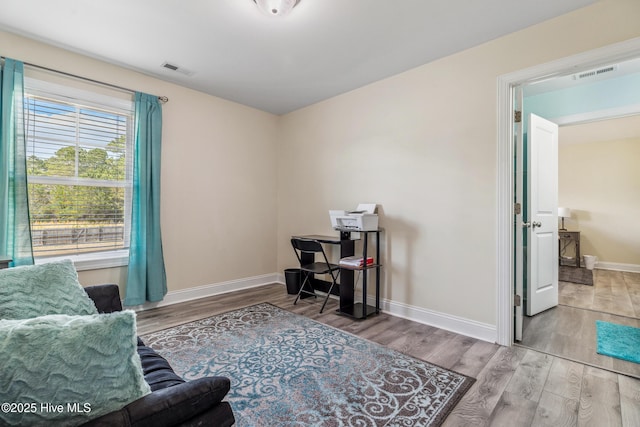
[{"x1": 253, "y1": 0, "x2": 300, "y2": 17}]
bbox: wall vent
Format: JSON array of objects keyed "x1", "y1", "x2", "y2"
[
  {"x1": 161, "y1": 62, "x2": 194, "y2": 76},
  {"x1": 162, "y1": 62, "x2": 179, "y2": 71},
  {"x1": 573, "y1": 65, "x2": 617, "y2": 80}
]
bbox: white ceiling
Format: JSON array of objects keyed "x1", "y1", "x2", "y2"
[{"x1": 0, "y1": 0, "x2": 596, "y2": 115}]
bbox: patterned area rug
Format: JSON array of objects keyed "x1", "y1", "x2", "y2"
[
  {"x1": 559, "y1": 265, "x2": 593, "y2": 286},
  {"x1": 141, "y1": 303, "x2": 474, "y2": 426}
]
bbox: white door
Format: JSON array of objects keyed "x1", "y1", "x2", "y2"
[{"x1": 526, "y1": 114, "x2": 559, "y2": 316}]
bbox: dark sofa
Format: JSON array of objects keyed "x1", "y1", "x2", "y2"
[{"x1": 81, "y1": 284, "x2": 235, "y2": 427}]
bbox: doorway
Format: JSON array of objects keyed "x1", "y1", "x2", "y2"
[
  {"x1": 518, "y1": 116, "x2": 640, "y2": 378},
  {"x1": 495, "y1": 37, "x2": 640, "y2": 348}
]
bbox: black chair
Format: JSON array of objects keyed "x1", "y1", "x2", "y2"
[{"x1": 291, "y1": 238, "x2": 341, "y2": 313}]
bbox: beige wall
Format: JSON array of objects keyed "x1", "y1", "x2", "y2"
[
  {"x1": 3, "y1": 0, "x2": 640, "y2": 327},
  {"x1": 277, "y1": 0, "x2": 640, "y2": 325},
  {"x1": 1, "y1": 31, "x2": 280, "y2": 295},
  {"x1": 559, "y1": 137, "x2": 640, "y2": 266}
]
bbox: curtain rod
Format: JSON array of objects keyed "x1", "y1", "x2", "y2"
[{"x1": 1, "y1": 56, "x2": 169, "y2": 103}]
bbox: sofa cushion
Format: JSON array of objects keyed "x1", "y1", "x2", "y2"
[
  {"x1": 122, "y1": 377, "x2": 232, "y2": 427},
  {"x1": 84, "y1": 284, "x2": 124, "y2": 314},
  {"x1": 0, "y1": 259, "x2": 97, "y2": 319},
  {"x1": 0, "y1": 311, "x2": 151, "y2": 426},
  {"x1": 137, "y1": 342, "x2": 186, "y2": 391},
  {"x1": 82, "y1": 377, "x2": 233, "y2": 427}
]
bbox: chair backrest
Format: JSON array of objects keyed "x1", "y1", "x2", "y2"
[
  {"x1": 291, "y1": 238, "x2": 323, "y2": 254},
  {"x1": 291, "y1": 238, "x2": 332, "y2": 267}
]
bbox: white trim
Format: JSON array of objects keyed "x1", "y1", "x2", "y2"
[
  {"x1": 308, "y1": 283, "x2": 497, "y2": 342},
  {"x1": 277, "y1": 273, "x2": 497, "y2": 341},
  {"x1": 294, "y1": 292, "x2": 498, "y2": 341},
  {"x1": 29, "y1": 175, "x2": 130, "y2": 188},
  {"x1": 277, "y1": 272, "x2": 496, "y2": 342},
  {"x1": 36, "y1": 249, "x2": 129, "y2": 271},
  {"x1": 376, "y1": 297, "x2": 496, "y2": 343},
  {"x1": 496, "y1": 68, "x2": 515, "y2": 347},
  {"x1": 592, "y1": 262, "x2": 640, "y2": 273},
  {"x1": 131, "y1": 273, "x2": 280, "y2": 311},
  {"x1": 496, "y1": 36, "x2": 640, "y2": 347}
]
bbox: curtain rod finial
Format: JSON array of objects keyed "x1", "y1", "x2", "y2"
[{"x1": 158, "y1": 96, "x2": 169, "y2": 103}]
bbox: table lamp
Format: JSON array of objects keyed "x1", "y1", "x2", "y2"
[{"x1": 558, "y1": 207, "x2": 571, "y2": 230}]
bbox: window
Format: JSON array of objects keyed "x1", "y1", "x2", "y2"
[{"x1": 24, "y1": 78, "x2": 134, "y2": 267}]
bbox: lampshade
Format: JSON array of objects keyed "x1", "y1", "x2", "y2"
[
  {"x1": 253, "y1": 0, "x2": 300, "y2": 16},
  {"x1": 558, "y1": 207, "x2": 571, "y2": 218}
]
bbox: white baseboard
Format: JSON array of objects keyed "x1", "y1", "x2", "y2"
[
  {"x1": 279, "y1": 272, "x2": 496, "y2": 343},
  {"x1": 374, "y1": 297, "x2": 496, "y2": 343},
  {"x1": 133, "y1": 272, "x2": 497, "y2": 344},
  {"x1": 132, "y1": 273, "x2": 280, "y2": 312},
  {"x1": 592, "y1": 261, "x2": 640, "y2": 273}
]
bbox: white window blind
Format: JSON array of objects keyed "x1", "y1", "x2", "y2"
[{"x1": 24, "y1": 79, "x2": 134, "y2": 258}]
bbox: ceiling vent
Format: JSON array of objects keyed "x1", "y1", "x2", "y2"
[
  {"x1": 161, "y1": 62, "x2": 194, "y2": 76},
  {"x1": 573, "y1": 65, "x2": 617, "y2": 81}
]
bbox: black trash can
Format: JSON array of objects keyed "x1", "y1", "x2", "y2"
[{"x1": 284, "y1": 268, "x2": 301, "y2": 295}]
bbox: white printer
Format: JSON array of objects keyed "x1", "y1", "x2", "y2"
[{"x1": 329, "y1": 203, "x2": 378, "y2": 231}]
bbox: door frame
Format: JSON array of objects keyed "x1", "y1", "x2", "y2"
[{"x1": 495, "y1": 36, "x2": 640, "y2": 346}]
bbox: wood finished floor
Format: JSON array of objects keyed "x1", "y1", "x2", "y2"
[
  {"x1": 521, "y1": 270, "x2": 640, "y2": 379},
  {"x1": 559, "y1": 270, "x2": 640, "y2": 318},
  {"x1": 136, "y1": 283, "x2": 640, "y2": 427}
]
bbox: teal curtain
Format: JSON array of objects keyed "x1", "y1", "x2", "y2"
[
  {"x1": 0, "y1": 58, "x2": 34, "y2": 267},
  {"x1": 124, "y1": 93, "x2": 167, "y2": 305}
]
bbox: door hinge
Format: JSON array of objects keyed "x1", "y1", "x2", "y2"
[
  {"x1": 514, "y1": 294, "x2": 521, "y2": 307},
  {"x1": 514, "y1": 203, "x2": 521, "y2": 215},
  {"x1": 514, "y1": 111, "x2": 522, "y2": 123}
]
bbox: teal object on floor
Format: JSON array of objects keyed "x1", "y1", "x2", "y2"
[{"x1": 596, "y1": 320, "x2": 640, "y2": 364}]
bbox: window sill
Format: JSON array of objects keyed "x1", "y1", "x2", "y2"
[{"x1": 35, "y1": 250, "x2": 129, "y2": 271}]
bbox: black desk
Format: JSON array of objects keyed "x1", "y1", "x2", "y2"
[
  {"x1": 293, "y1": 230, "x2": 380, "y2": 319},
  {"x1": 0, "y1": 257, "x2": 11, "y2": 269}
]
